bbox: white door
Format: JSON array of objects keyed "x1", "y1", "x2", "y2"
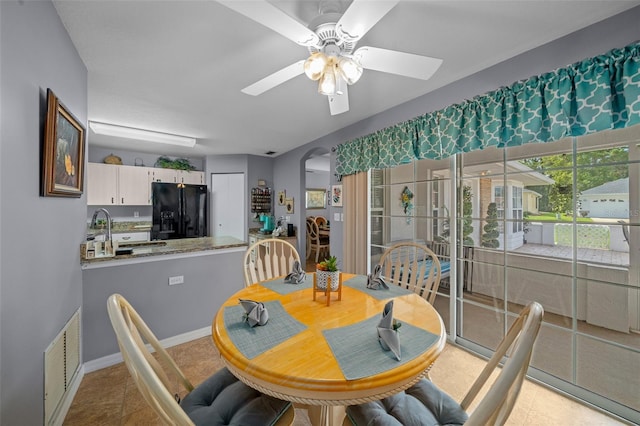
[{"x1": 211, "y1": 173, "x2": 245, "y2": 240}]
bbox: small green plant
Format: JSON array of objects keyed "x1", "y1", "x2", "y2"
[
  {"x1": 317, "y1": 255, "x2": 339, "y2": 272},
  {"x1": 154, "y1": 156, "x2": 196, "y2": 171}
]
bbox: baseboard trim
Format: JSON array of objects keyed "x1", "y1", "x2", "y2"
[{"x1": 83, "y1": 326, "x2": 212, "y2": 373}]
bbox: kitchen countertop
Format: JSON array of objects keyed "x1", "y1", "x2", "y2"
[
  {"x1": 86, "y1": 221, "x2": 152, "y2": 237},
  {"x1": 80, "y1": 236, "x2": 247, "y2": 268},
  {"x1": 248, "y1": 228, "x2": 296, "y2": 238}
]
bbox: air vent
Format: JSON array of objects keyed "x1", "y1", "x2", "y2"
[{"x1": 45, "y1": 309, "x2": 81, "y2": 425}]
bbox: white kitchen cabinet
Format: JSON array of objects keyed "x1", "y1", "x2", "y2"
[
  {"x1": 149, "y1": 168, "x2": 178, "y2": 183},
  {"x1": 87, "y1": 163, "x2": 118, "y2": 205},
  {"x1": 178, "y1": 170, "x2": 205, "y2": 184},
  {"x1": 118, "y1": 165, "x2": 150, "y2": 205},
  {"x1": 113, "y1": 232, "x2": 150, "y2": 242},
  {"x1": 149, "y1": 168, "x2": 205, "y2": 185},
  {"x1": 88, "y1": 163, "x2": 150, "y2": 206}
]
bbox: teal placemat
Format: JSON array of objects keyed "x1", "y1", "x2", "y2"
[
  {"x1": 343, "y1": 275, "x2": 412, "y2": 300},
  {"x1": 322, "y1": 314, "x2": 439, "y2": 380},
  {"x1": 223, "y1": 300, "x2": 307, "y2": 359},
  {"x1": 260, "y1": 276, "x2": 312, "y2": 294}
]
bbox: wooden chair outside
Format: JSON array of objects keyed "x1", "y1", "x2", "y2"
[
  {"x1": 345, "y1": 302, "x2": 544, "y2": 426},
  {"x1": 378, "y1": 241, "x2": 442, "y2": 304},
  {"x1": 243, "y1": 238, "x2": 300, "y2": 286},
  {"x1": 106, "y1": 294, "x2": 294, "y2": 425},
  {"x1": 307, "y1": 218, "x2": 330, "y2": 263}
]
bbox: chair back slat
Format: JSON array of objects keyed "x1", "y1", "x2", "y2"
[
  {"x1": 462, "y1": 302, "x2": 544, "y2": 425},
  {"x1": 243, "y1": 238, "x2": 301, "y2": 286},
  {"x1": 378, "y1": 241, "x2": 442, "y2": 304},
  {"x1": 107, "y1": 294, "x2": 195, "y2": 425}
]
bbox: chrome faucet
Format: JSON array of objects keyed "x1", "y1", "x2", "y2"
[{"x1": 90, "y1": 208, "x2": 112, "y2": 242}]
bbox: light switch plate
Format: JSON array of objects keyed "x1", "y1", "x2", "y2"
[{"x1": 334, "y1": 213, "x2": 340, "y2": 222}]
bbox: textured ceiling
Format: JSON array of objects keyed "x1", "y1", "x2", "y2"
[{"x1": 52, "y1": 0, "x2": 640, "y2": 159}]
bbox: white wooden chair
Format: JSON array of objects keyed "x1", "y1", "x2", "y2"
[
  {"x1": 106, "y1": 294, "x2": 294, "y2": 425},
  {"x1": 378, "y1": 241, "x2": 442, "y2": 304},
  {"x1": 345, "y1": 302, "x2": 544, "y2": 426},
  {"x1": 243, "y1": 238, "x2": 301, "y2": 286}
]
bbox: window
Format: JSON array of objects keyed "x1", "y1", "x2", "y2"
[
  {"x1": 512, "y1": 186, "x2": 523, "y2": 233},
  {"x1": 494, "y1": 186, "x2": 504, "y2": 233}
]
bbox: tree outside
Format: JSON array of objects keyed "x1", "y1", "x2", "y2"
[{"x1": 481, "y1": 202, "x2": 500, "y2": 248}]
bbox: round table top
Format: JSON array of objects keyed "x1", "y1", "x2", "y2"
[{"x1": 211, "y1": 273, "x2": 446, "y2": 405}]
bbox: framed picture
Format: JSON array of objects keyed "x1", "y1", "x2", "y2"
[
  {"x1": 277, "y1": 190, "x2": 286, "y2": 206},
  {"x1": 285, "y1": 197, "x2": 294, "y2": 214},
  {"x1": 42, "y1": 89, "x2": 86, "y2": 197},
  {"x1": 332, "y1": 185, "x2": 343, "y2": 207},
  {"x1": 306, "y1": 188, "x2": 326, "y2": 209}
]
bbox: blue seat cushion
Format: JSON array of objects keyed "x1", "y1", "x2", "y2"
[
  {"x1": 346, "y1": 379, "x2": 468, "y2": 425},
  {"x1": 180, "y1": 367, "x2": 290, "y2": 426}
]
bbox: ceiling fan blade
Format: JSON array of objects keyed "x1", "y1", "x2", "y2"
[
  {"x1": 335, "y1": 0, "x2": 399, "y2": 43},
  {"x1": 217, "y1": 0, "x2": 319, "y2": 47},
  {"x1": 328, "y1": 86, "x2": 349, "y2": 116},
  {"x1": 354, "y1": 46, "x2": 443, "y2": 80},
  {"x1": 242, "y1": 60, "x2": 305, "y2": 96}
]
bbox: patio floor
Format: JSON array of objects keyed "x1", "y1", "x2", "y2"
[{"x1": 513, "y1": 243, "x2": 629, "y2": 266}]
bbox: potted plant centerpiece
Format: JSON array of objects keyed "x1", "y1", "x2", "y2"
[{"x1": 316, "y1": 255, "x2": 340, "y2": 291}]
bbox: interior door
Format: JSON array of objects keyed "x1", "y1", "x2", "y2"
[{"x1": 211, "y1": 173, "x2": 245, "y2": 240}]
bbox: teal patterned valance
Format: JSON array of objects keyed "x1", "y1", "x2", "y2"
[{"x1": 336, "y1": 40, "x2": 640, "y2": 177}]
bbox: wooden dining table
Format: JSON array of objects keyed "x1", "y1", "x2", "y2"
[{"x1": 211, "y1": 273, "x2": 446, "y2": 426}]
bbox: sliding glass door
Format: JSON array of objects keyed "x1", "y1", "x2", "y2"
[{"x1": 369, "y1": 126, "x2": 640, "y2": 423}]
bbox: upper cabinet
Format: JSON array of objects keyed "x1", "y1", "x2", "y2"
[
  {"x1": 87, "y1": 163, "x2": 119, "y2": 205},
  {"x1": 88, "y1": 163, "x2": 205, "y2": 206},
  {"x1": 118, "y1": 165, "x2": 151, "y2": 205},
  {"x1": 149, "y1": 168, "x2": 205, "y2": 185},
  {"x1": 178, "y1": 170, "x2": 205, "y2": 185}
]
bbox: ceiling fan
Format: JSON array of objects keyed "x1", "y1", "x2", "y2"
[{"x1": 218, "y1": 0, "x2": 443, "y2": 115}]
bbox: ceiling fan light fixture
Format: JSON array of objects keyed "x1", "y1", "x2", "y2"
[
  {"x1": 318, "y1": 62, "x2": 337, "y2": 95},
  {"x1": 337, "y1": 56, "x2": 363, "y2": 85},
  {"x1": 304, "y1": 52, "x2": 328, "y2": 81}
]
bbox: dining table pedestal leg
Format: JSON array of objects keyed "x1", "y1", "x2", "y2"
[{"x1": 307, "y1": 405, "x2": 346, "y2": 426}]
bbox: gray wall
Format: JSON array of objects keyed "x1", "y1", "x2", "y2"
[
  {"x1": 272, "y1": 6, "x2": 640, "y2": 267},
  {"x1": 0, "y1": 1, "x2": 87, "y2": 424},
  {"x1": 83, "y1": 250, "x2": 245, "y2": 361}
]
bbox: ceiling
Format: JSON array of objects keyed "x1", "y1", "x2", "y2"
[{"x1": 52, "y1": 1, "x2": 639, "y2": 159}]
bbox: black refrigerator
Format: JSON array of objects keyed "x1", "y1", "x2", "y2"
[{"x1": 151, "y1": 182, "x2": 208, "y2": 240}]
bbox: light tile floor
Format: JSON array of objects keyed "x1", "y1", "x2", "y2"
[{"x1": 63, "y1": 336, "x2": 626, "y2": 425}]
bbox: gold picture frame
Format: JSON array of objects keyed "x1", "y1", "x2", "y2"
[
  {"x1": 277, "y1": 190, "x2": 286, "y2": 205},
  {"x1": 41, "y1": 89, "x2": 86, "y2": 197},
  {"x1": 306, "y1": 188, "x2": 326, "y2": 209},
  {"x1": 285, "y1": 197, "x2": 294, "y2": 214}
]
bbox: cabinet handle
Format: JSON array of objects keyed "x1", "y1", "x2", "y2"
[
  {"x1": 122, "y1": 236, "x2": 131, "y2": 240},
  {"x1": 121, "y1": 198, "x2": 124, "y2": 204},
  {"x1": 111, "y1": 197, "x2": 114, "y2": 204}
]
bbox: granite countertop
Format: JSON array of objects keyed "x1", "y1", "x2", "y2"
[
  {"x1": 87, "y1": 221, "x2": 152, "y2": 236},
  {"x1": 80, "y1": 236, "x2": 247, "y2": 265}
]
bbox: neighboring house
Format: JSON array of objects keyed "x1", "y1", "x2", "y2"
[
  {"x1": 579, "y1": 177, "x2": 628, "y2": 218},
  {"x1": 523, "y1": 189, "x2": 542, "y2": 214}
]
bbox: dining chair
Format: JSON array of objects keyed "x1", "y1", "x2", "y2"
[
  {"x1": 345, "y1": 301, "x2": 544, "y2": 426},
  {"x1": 315, "y1": 216, "x2": 328, "y2": 228},
  {"x1": 306, "y1": 218, "x2": 330, "y2": 263},
  {"x1": 243, "y1": 238, "x2": 301, "y2": 286},
  {"x1": 106, "y1": 293, "x2": 294, "y2": 426},
  {"x1": 378, "y1": 241, "x2": 442, "y2": 304}
]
